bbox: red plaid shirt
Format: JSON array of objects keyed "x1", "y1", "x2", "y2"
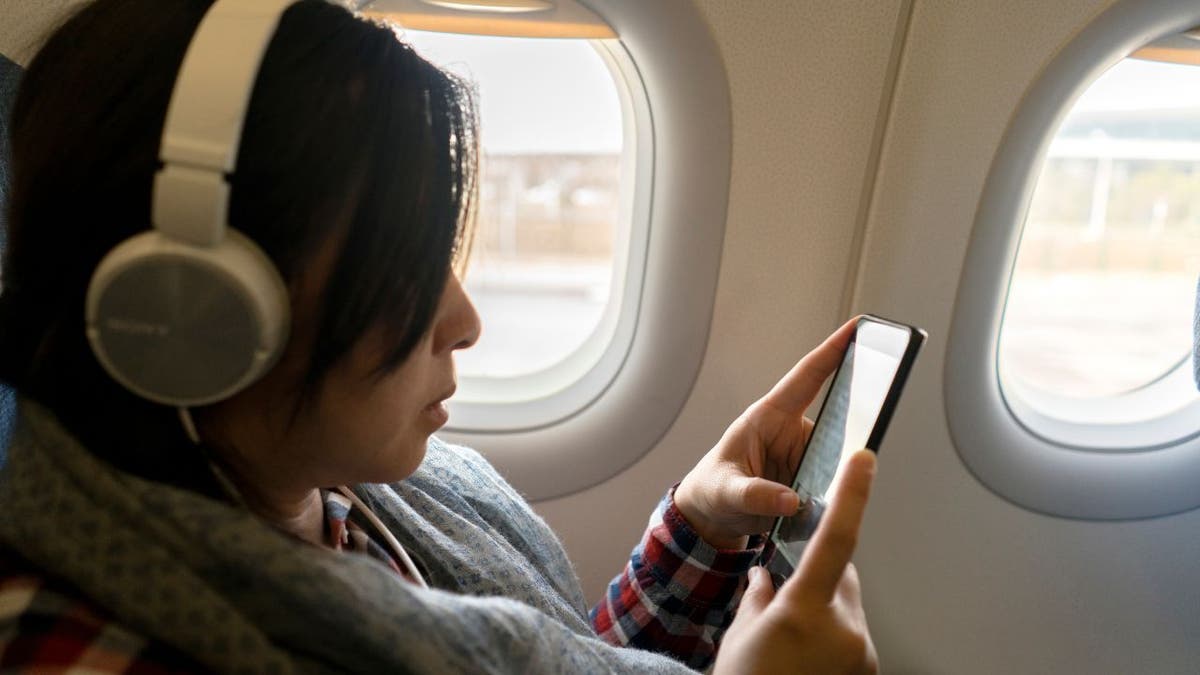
[
  {"x1": 592, "y1": 488, "x2": 764, "y2": 670},
  {"x1": 0, "y1": 488, "x2": 761, "y2": 672}
]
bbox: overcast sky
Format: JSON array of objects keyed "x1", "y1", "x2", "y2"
[
  {"x1": 400, "y1": 30, "x2": 1200, "y2": 150},
  {"x1": 402, "y1": 31, "x2": 623, "y2": 155},
  {"x1": 1080, "y1": 58, "x2": 1200, "y2": 111}
]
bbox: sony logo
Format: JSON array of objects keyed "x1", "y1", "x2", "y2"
[{"x1": 105, "y1": 318, "x2": 170, "y2": 337}]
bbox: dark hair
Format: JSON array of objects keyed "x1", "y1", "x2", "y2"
[{"x1": 0, "y1": 0, "x2": 478, "y2": 496}]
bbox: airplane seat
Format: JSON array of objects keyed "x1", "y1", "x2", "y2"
[{"x1": 0, "y1": 52, "x2": 21, "y2": 468}]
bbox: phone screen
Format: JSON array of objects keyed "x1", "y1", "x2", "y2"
[{"x1": 766, "y1": 318, "x2": 922, "y2": 576}]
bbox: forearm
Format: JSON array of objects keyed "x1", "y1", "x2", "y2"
[{"x1": 590, "y1": 487, "x2": 763, "y2": 671}]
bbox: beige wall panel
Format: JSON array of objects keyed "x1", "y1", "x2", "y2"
[
  {"x1": 537, "y1": 0, "x2": 906, "y2": 599},
  {"x1": 853, "y1": 0, "x2": 1200, "y2": 673},
  {"x1": 0, "y1": 0, "x2": 85, "y2": 64}
]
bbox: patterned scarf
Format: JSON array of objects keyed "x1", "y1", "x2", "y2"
[{"x1": 0, "y1": 401, "x2": 691, "y2": 673}]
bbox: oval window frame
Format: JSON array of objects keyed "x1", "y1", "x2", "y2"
[
  {"x1": 443, "y1": 37, "x2": 651, "y2": 429},
  {"x1": 431, "y1": 0, "x2": 731, "y2": 501},
  {"x1": 947, "y1": 0, "x2": 1200, "y2": 520}
]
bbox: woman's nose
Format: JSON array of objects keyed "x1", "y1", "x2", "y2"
[{"x1": 434, "y1": 274, "x2": 481, "y2": 354}]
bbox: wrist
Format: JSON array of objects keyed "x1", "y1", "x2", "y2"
[{"x1": 671, "y1": 485, "x2": 750, "y2": 550}]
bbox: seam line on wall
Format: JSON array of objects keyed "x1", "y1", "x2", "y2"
[{"x1": 838, "y1": 0, "x2": 917, "y2": 318}]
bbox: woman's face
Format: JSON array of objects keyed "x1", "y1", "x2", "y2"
[
  {"x1": 205, "y1": 257, "x2": 481, "y2": 497},
  {"x1": 297, "y1": 272, "x2": 482, "y2": 483}
]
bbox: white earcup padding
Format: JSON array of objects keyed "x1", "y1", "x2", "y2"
[{"x1": 85, "y1": 229, "x2": 290, "y2": 406}]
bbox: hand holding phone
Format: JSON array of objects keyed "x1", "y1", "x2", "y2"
[
  {"x1": 763, "y1": 315, "x2": 925, "y2": 581},
  {"x1": 674, "y1": 316, "x2": 923, "y2": 553},
  {"x1": 673, "y1": 318, "x2": 861, "y2": 550},
  {"x1": 695, "y1": 315, "x2": 919, "y2": 675},
  {"x1": 713, "y1": 448, "x2": 880, "y2": 675}
]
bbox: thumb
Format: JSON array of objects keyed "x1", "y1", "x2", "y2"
[
  {"x1": 737, "y1": 565, "x2": 776, "y2": 620},
  {"x1": 731, "y1": 475, "x2": 801, "y2": 518}
]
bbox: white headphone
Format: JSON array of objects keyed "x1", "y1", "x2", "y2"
[
  {"x1": 85, "y1": 0, "x2": 296, "y2": 406},
  {"x1": 83, "y1": 0, "x2": 433, "y2": 587}
]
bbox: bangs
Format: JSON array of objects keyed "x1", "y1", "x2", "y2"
[{"x1": 298, "y1": 26, "x2": 479, "y2": 387}]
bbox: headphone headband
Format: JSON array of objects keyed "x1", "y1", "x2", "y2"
[{"x1": 154, "y1": 0, "x2": 296, "y2": 246}]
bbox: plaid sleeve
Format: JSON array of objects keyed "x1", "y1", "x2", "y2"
[
  {"x1": 589, "y1": 486, "x2": 764, "y2": 671},
  {"x1": 0, "y1": 555, "x2": 200, "y2": 674}
]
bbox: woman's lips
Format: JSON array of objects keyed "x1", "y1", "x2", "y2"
[
  {"x1": 422, "y1": 400, "x2": 450, "y2": 429},
  {"x1": 422, "y1": 385, "x2": 455, "y2": 429}
]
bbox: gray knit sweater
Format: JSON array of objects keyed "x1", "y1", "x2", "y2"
[{"x1": 0, "y1": 402, "x2": 701, "y2": 673}]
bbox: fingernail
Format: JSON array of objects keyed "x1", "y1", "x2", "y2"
[
  {"x1": 777, "y1": 491, "x2": 799, "y2": 514},
  {"x1": 856, "y1": 449, "x2": 878, "y2": 471},
  {"x1": 748, "y1": 565, "x2": 766, "y2": 585}
]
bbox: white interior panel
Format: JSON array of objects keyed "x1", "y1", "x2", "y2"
[
  {"x1": 0, "y1": 0, "x2": 86, "y2": 65},
  {"x1": 536, "y1": 0, "x2": 909, "y2": 607},
  {"x1": 852, "y1": 0, "x2": 1200, "y2": 672},
  {"x1": 541, "y1": 0, "x2": 1200, "y2": 672}
]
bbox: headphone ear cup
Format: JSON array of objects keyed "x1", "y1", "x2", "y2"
[{"x1": 85, "y1": 229, "x2": 290, "y2": 406}]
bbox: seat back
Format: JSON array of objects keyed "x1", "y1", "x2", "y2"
[{"x1": 0, "y1": 53, "x2": 22, "y2": 466}]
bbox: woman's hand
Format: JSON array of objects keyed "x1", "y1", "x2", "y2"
[
  {"x1": 674, "y1": 318, "x2": 857, "y2": 549},
  {"x1": 712, "y1": 449, "x2": 879, "y2": 675}
]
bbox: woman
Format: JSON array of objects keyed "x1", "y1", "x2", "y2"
[{"x1": 0, "y1": 0, "x2": 877, "y2": 672}]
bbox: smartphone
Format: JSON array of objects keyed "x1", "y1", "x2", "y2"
[{"x1": 762, "y1": 315, "x2": 926, "y2": 582}]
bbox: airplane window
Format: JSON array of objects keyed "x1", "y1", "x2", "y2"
[
  {"x1": 948, "y1": 15, "x2": 1200, "y2": 520},
  {"x1": 402, "y1": 31, "x2": 627, "y2": 381},
  {"x1": 1000, "y1": 55, "x2": 1200, "y2": 429},
  {"x1": 378, "y1": 1, "x2": 730, "y2": 499}
]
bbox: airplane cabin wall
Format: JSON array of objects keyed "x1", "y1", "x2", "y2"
[
  {"x1": 854, "y1": 0, "x2": 1200, "y2": 673},
  {"x1": 544, "y1": 0, "x2": 1200, "y2": 673},
  {"x1": 534, "y1": 0, "x2": 909, "y2": 615},
  {"x1": 0, "y1": 0, "x2": 83, "y2": 66}
]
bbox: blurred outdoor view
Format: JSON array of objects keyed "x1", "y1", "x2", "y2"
[
  {"x1": 1001, "y1": 56, "x2": 1200, "y2": 401},
  {"x1": 408, "y1": 31, "x2": 1200, "y2": 401},
  {"x1": 403, "y1": 31, "x2": 623, "y2": 378}
]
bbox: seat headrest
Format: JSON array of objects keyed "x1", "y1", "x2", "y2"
[{"x1": 0, "y1": 52, "x2": 22, "y2": 466}]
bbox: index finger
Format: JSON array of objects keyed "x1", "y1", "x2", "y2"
[
  {"x1": 786, "y1": 449, "x2": 876, "y2": 605},
  {"x1": 760, "y1": 317, "x2": 858, "y2": 414}
]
